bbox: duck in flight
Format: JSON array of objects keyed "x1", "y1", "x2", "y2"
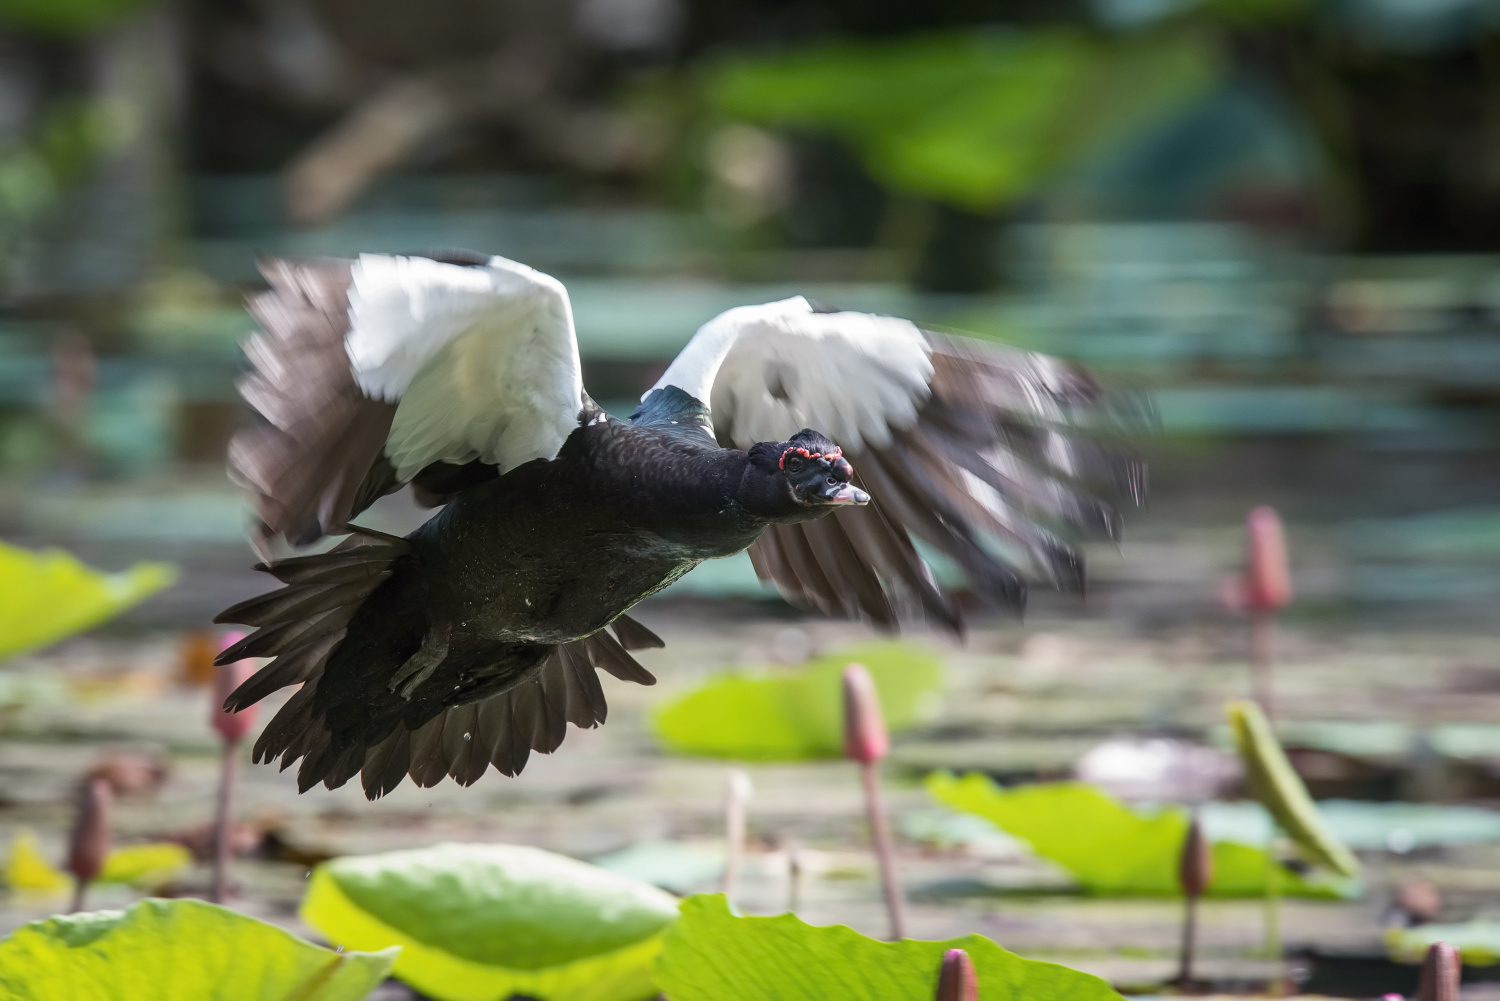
[{"x1": 216, "y1": 251, "x2": 1145, "y2": 798}]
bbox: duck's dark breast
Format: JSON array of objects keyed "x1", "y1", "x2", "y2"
[{"x1": 408, "y1": 440, "x2": 762, "y2": 645}]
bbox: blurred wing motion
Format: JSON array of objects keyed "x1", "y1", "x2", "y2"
[
  {"x1": 657, "y1": 297, "x2": 1148, "y2": 631},
  {"x1": 230, "y1": 252, "x2": 584, "y2": 556},
  {"x1": 220, "y1": 253, "x2": 657, "y2": 795}
]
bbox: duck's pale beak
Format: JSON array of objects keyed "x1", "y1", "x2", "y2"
[{"x1": 824, "y1": 484, "x2": 870, "y2": 506}]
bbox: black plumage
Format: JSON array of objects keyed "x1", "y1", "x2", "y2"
[{"x1": 217, "y1": 254, "x2": 1145, "y2": 797}]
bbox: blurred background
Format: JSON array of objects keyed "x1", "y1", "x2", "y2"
[
  {"x1": 5, "y1": 0, "x2": 1500, "y2": 995},
  {"x1": 3, "y1": 0, "x2": 1500, "y2": 623}
]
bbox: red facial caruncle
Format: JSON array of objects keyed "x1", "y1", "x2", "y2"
[{"x1": 779, "y1": 444, "x2": 852, "y2": 479}]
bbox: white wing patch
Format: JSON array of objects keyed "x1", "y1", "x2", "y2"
[
  {"x1": 660, "y1": 299, "x2": 933, "y2": 452},
  {"x1": 345, "y1": 254, "x2": 584, "y2": 480}
]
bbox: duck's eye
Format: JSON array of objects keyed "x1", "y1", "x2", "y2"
[{"x1": 787, "y1": 457, "x2": 804, "y2": 473}]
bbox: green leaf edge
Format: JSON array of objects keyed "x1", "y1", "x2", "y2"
[
  {"x1": 1227, "y1": 700, "x2": 1363, "y2": 879},
  {"x1": 926, "y1": 771, "x2": 1358, "y2": 899},
  {"x1": 0, "y1": 897, "x2": 399, "y2": 1001},
  {"x1": 1386, "y1": 921, "x2": 1500, "y2": 966},
  {"x1": 656, "y1": 893, "x2": 1123, "y2": 1001},
  {"x1": 300, "y1": 865, "x2": 666, "y2": 1001}
]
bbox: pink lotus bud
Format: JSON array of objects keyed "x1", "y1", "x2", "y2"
[
  {"x1": 936, "y1": 948, "x2": 978, "y2": 1001},
  {"x1": 67, "y1": 776, "x2": 112, "y2": 885},
  {"x1": 1418, "y1": 942, "x2": 1460, "y2": 1001},
  {"x1": 1178, "y1": 814, "x2": 1212, "y2": 898},
  {"x1": 1245, "y1": 506, "x2": 1292, "y2": 613},
  {"x1": 212, "y1": 632, "x2": 259, "y2": 743},
  {"x1": 842, "y1": 663, "x2": 889, "y2": 764}
]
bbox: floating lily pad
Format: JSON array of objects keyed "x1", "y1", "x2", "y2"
[
  {"x1": 927, "y1": 772, "x2": 1355, "y2": 899},
  {"x1": 1227, "y1": 700, "x2": 1362, "y2": 879},
  {"x1": 651, "y1": 642, "x2": 941, "y2": 760},
  {"x1": 300, "y1": 842, "x2": 680, "y2": 1001},
  {"x1": 657, "y1": 893, "x2": 1119, "y2": 1000},
  {"x1": 0, "y1": 897, "x2": 396, "y2": 1000},
  {"x1": 0, "y1": 541, "x2": 175, "y2": 662}
]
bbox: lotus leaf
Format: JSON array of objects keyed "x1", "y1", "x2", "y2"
[
  {"x1": 0, "y1": 897, "x2": 396, "y2": 1000},
  {"x1": 3, "y1": 830, "x2": 70, "y2": 892},
  {"x1": 301, "y1": 842, "x2": 680, "y2": 1001},
  {"x1": 98, "y1": 842, "x2": 192, "y2": 886},
  {"x1": 1228, "y1": 700, "x2": 1362, "y2": 878},
  {"x1": 651, "y1": 642, "x2": 941, "y2": 760},
  {"x1": 927, "y1": 772, "x2": 1356, "y2": 899},
  {"x1": 0, "y1": 541, "x2": 175, "y2": 662},
  {"x1": 1388, "y1": 920, "x2": 1500, "y2": 966},
  {"x1": 656, "y1": 893, "x2": 1121, "y2": 1000}
]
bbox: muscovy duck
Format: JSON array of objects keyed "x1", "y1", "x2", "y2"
[{"x1": 216, "y1": 251, "x2": 1145, "y2": 798}]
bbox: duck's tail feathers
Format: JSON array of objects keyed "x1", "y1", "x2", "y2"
[{"x1": 215, "y1": 526, "x2": 412, "y2": 712}]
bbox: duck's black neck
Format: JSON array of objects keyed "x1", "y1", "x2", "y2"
[{"x1": 627, "y1": 386, "x2": 808, "y2": 523}]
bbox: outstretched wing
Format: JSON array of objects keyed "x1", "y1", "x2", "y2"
[
  {"x1": 231, "y1": 252, "x2": 583, "y2": 555},
  {"x1": 654, "y1": 297, "x2": 1147, "y2": 631}
]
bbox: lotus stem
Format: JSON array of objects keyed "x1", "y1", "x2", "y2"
[
  {"x1": 785, "y1": 837, "x2": 803, "y2": 914},
  {"x1": 861, "y1": 759, "x2": 906, "y2": 940},
  {"x1": 211, "y1": 737, "x2": 240, "y2": 904},
  {"x1": 843, "y1": 663, "x2": 906, "y2": 940},
  {"x1": 1263, "y1": 831, "x2": 1283, "y2": 996},
  {"x1": 210, "y1": 636, "x2": 258, "y2": 905},
  {"x1": 1418, "y1": 942, "x2": 1460, "y2": 1001},
  {"x1": 1244, "y1": 507, "x2": 1292, "y2": 722},
  {"x1": 1251, "y1": 613, "x2": 1276, "y2": 722},
  {"x1": 723, "y1": 768, "x2": 751, "y2": 906},
  {"x1": 936, "y1": 947, "x2": 978, "y2": 1001}
]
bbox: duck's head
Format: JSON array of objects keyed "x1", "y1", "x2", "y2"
[{"x1": 744, "y1": 429, "x2": 870, "y2": 520}]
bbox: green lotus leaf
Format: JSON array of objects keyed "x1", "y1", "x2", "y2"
[
  {"x1": 651, "y1": 642, "x2": 941, "y2": 760},
  {"x1": 0, "y1": 541, "x2": 176, "y2": 662},
  {"x1": 0, "y1": 897, "x2": 397, "y2": 1000},
  {"x1": 927, "y1": 772, "x2": 1357, "y2": 899},
  {"x1": 98, "y1": 842, "x2": 192, "y2": 886},
  {"x1": 1387, "y1": 920, "x2": 1500, "y2": 966},
  {"x1": 656, "y1": 893, "x2": 1120, "y2": 1000},
  {"x1": 300, "y1": 842, "x2": 680, "y2": 1001},
  {"x1": 1228, "y1": 700, "x2": 1362, "y2": 879}
]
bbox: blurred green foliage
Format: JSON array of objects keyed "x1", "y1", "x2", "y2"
[
  {"x1": 0, "y1": 0, "x2": 155, "y2": 35},
  {"x1": 0, "y1": 98, "x2": 133, "y2": 267},
  {"x1": 707, "y1": 29, "x2": 1220, "y2": 212},
  {"x1": 0, "y1": 540, "x2": 175, "y2": 662}
]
